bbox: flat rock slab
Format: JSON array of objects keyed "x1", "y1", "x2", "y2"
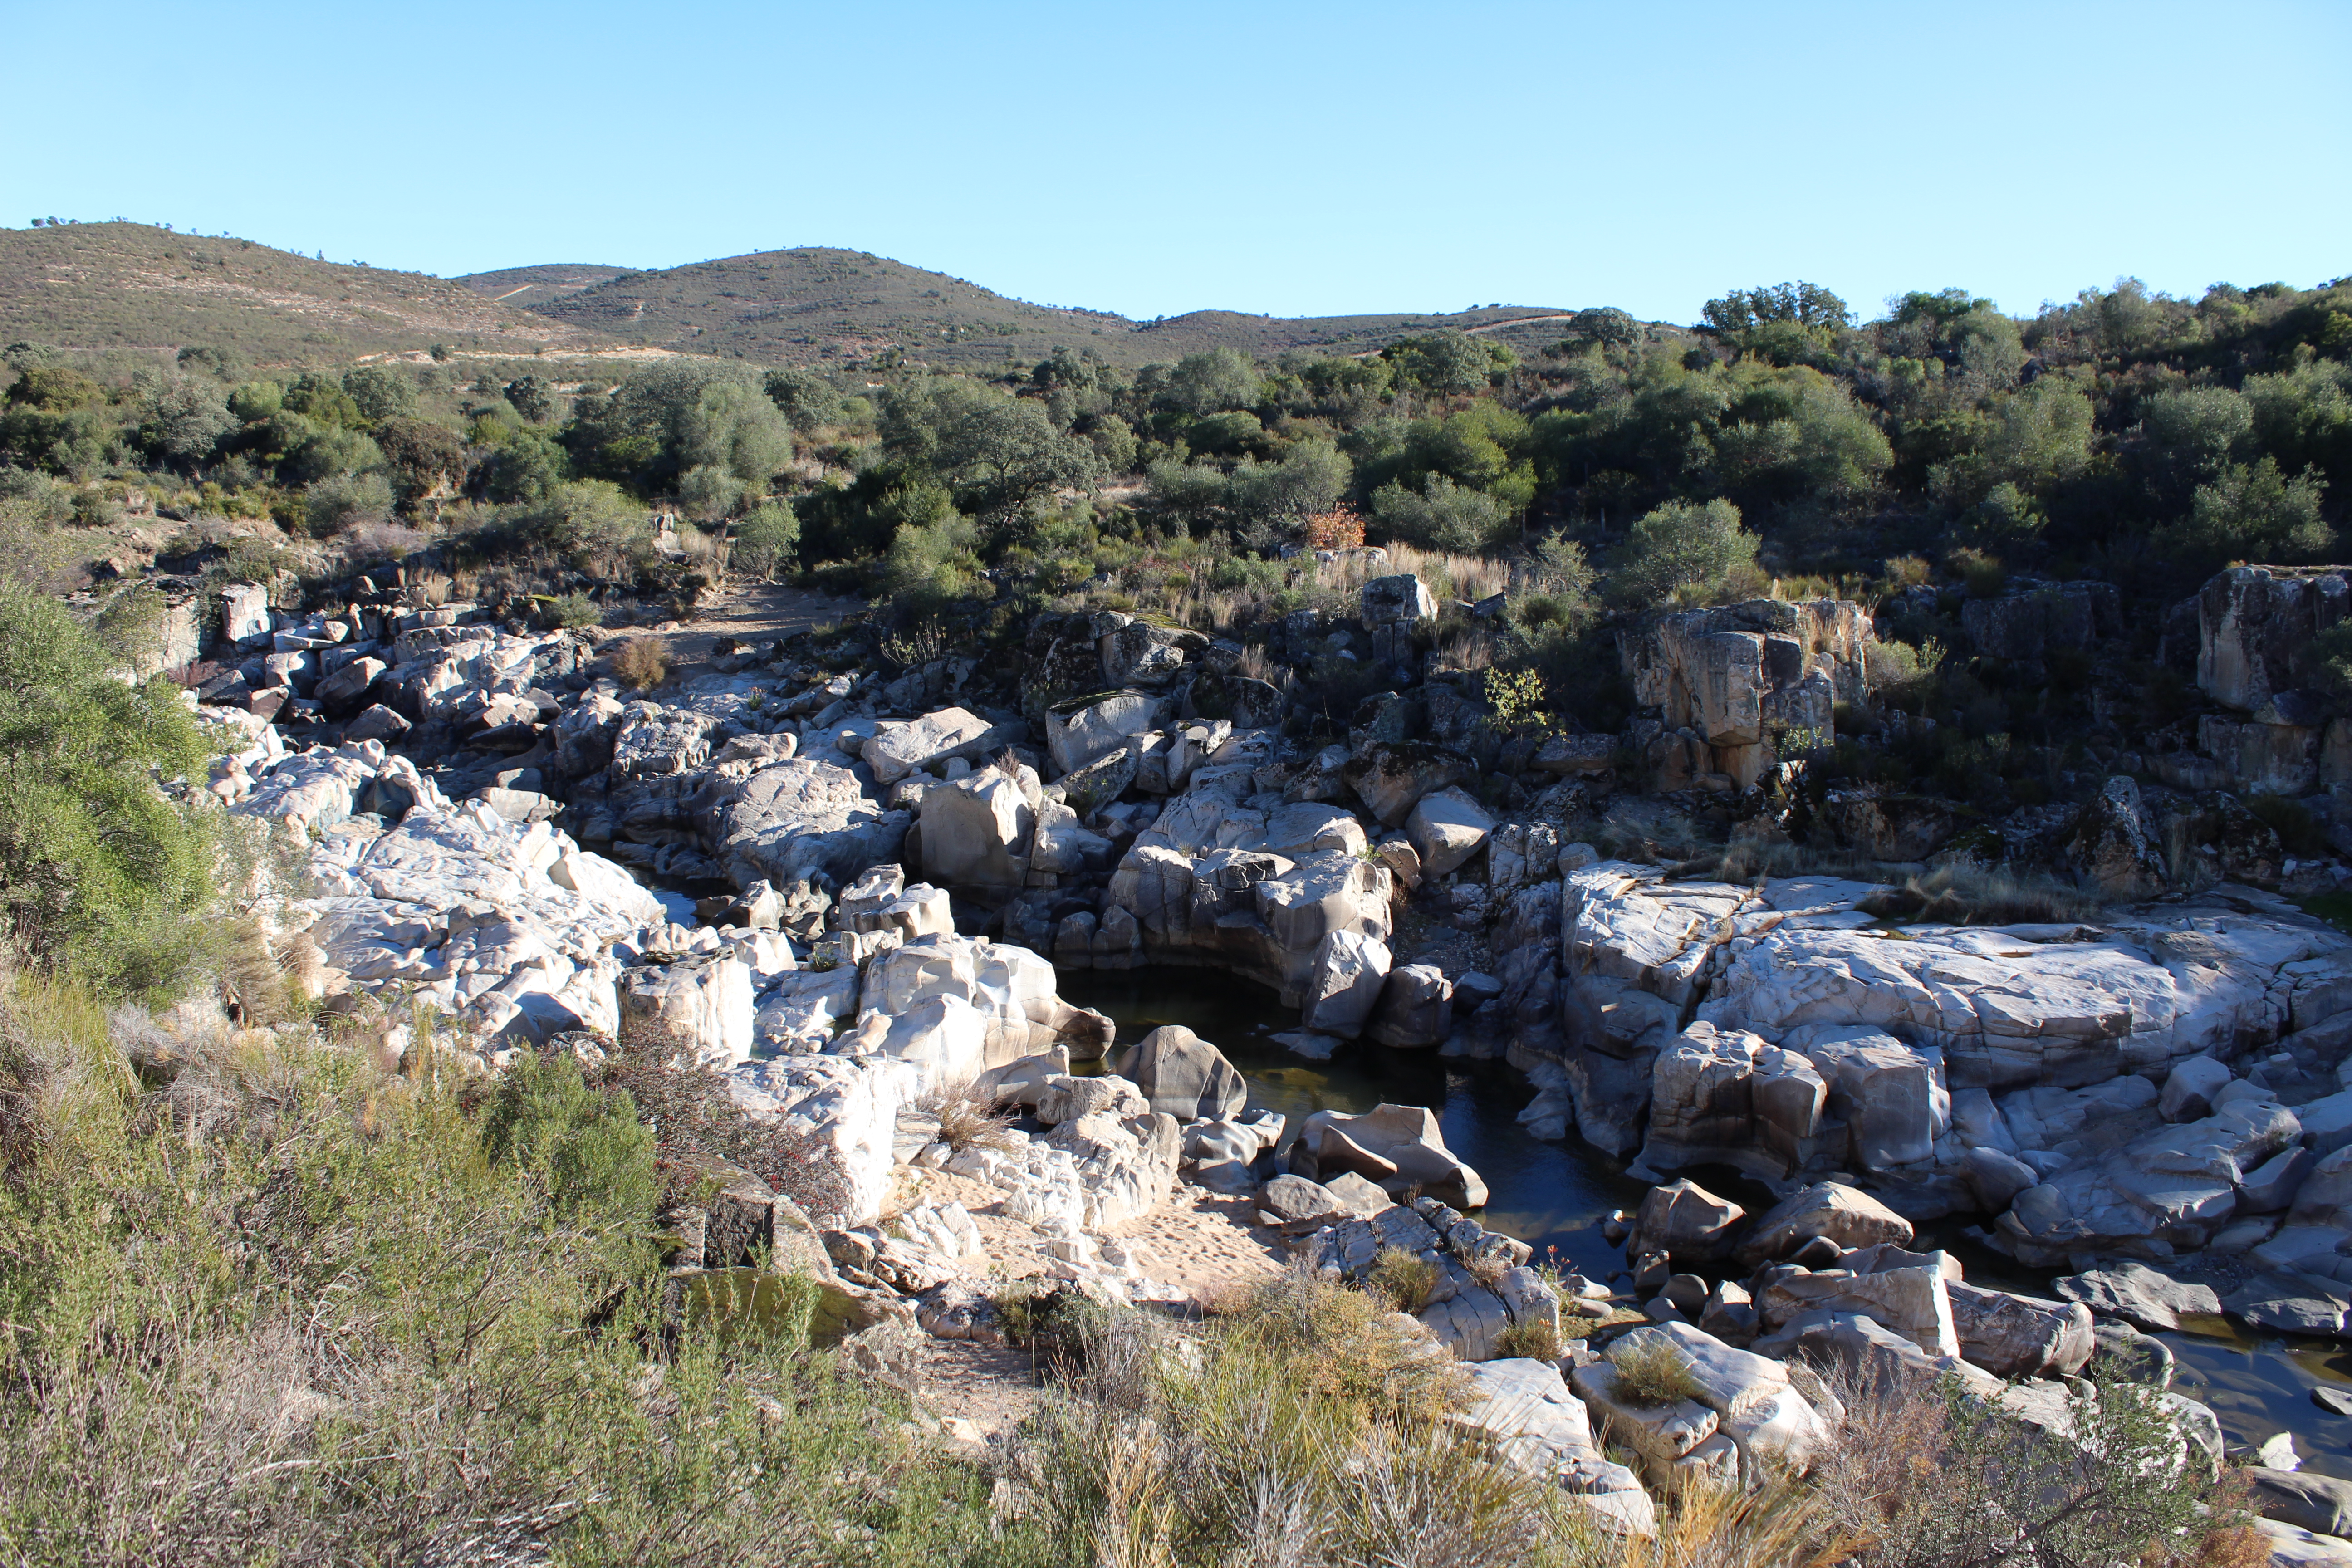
[
  {"x1": 2226, "y1": 1277, "x2": 2352, "y2": 1337},
  {"x1": 2052, "y1": 1261, "x2": 2222, "y2": 1331}
]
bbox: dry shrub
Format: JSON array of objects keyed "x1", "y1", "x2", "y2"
[
  {"x1": 915, "y1": 1076, "x2": 1023, "y2": 1156},
  {"x1": 611, "y1": 634, "x2": 668, "y2": 691},
  {"x1": 591, "y1": 1018, "x2": 854, "y2": 1223},
  {"x1": 1859, "y1": 864, "x2": 2099, "y2": 926},
  {"x1": 1302, "y1": 504, "x2": 1367, "y2": 550},
  {"x1": 1234, "y1": 641, "x2": 1284, "y2": 685}
]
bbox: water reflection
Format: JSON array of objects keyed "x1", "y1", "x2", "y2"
[{"x1": 1057, "y1": 965, "x2": 2352, "y2": 1462}]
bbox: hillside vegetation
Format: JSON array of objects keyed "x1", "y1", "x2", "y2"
[
  {"x1": 468, "y1": 245, "x2": 1591, "y2": 369},
  {"x1": 0, "y1": 223, "x2": 619, "y2": 362}
]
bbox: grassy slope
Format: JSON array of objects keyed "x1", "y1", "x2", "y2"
[
  {"x1": 0, "y1": 223, "x2": 619, "y2": 364},
  {"x1": 459, "y1": 262, "x2": 638, "y2": 308},
  {"x1": 471, "y1": 245, "x2": 1592, "y2": 368}
]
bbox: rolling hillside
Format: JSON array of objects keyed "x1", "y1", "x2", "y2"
[
  {"x1": 462, "y1": 246, "x2": 1601, "y2": 368},
  {"x1": 0, "y1": 223, "x2": 619, "y2": 363}
]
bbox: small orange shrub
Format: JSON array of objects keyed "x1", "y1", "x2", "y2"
[{"x1": 1302, "y1": 505, "x2": 1366, "y2": 550}]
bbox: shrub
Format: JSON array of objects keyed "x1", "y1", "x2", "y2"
[
  {"x1": 1950, "y1": 546, "x2": 2007, "y2": 598},
  {"x1": 540, "y1": 590, "x2": 601, "y2": 629},
  {"x1": 479, "y1": 1049, "x2": 659, "y2": 1229},
  {"x1": 730, "y1": 500, "x2": 800, "y2": 581},
  {"x1": 0, "y1": 580, "x2": 217, "y2": 995},
  {"x1": 916, "y1": 1078, "x2": 1022, "y2": 1157},
  {"x1": 1484, "y1": 666, "x2": 1549, "y2": 730},
  {"x1": 1609, "y1": 497, "x2": 1759, "y2": 608},
  {"x1": 1490, "y1": 1316, "x2": 1562, "y2": 1362},
  {"x1": 611, "y1": 634, "x2": 668, "y2": 691},
  {"x1": 1369, "y1": 473, "x2": 1510, "y2": 553},
  {"x1": 1300, "y1": 502, "x2": 1366, "y2": 550},
  {"x1": 1607, "y1": 1335, "x2": 1703, "y2": 1406},
  {"x1": 301, "y1": 470, "x2": 395, "y2": 537},
  {"x1": 1866, "y1": 635, "x2": 1947, "y2": 711},
  {"x1": 1367, "y1": 1245, "x2": 1441, "y2": 1313}
]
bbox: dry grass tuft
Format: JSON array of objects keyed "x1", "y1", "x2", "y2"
[
  {"x1": 1858, "y1": 864, "x2": 2099, "y2": 926},
  {"x1": 1367, "y1": 1245, "x2": 1441, "y2": 1314},
  {"x1": 1607, "y1": 1335, "x2": 1702, "y2": 1407}
]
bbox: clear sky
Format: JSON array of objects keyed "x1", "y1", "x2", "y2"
[{"x1": 7, "y1": 0, "x2": 2347, "y2": 327}]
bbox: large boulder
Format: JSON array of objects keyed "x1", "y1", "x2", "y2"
[
  {"x1": 1361, "y1": 574, "x2": 1436, "y2": 627},
  {"x1": 1124, "y1": 1024, "x2": 1248, "y2": 1120},
  {"x1": 622, "y1": 956, "x2": 755, "y2": 1068},
  {"x1": 1046, "y1": 690, "x2": 1162, "y2": 775},
  {"x1": 1629, "y1": 1178, "x2": 1746, "y2": 1267},
  {"x1": 1761, "y1": 1262, "x2": 1960, "y2": 1358},
  {"x1": 1304, "y1": 1103, "x2": 1486, "y2": 1209},
  {"x1": 863, "y1": 707, "x2": 997, "y2": 785},
  {"x1": 2199, "y1": 566, "x2": 2350, "y2": 713},
  {"x1": 1301, "y1": 929, "x2": 1392, "y2": 1039},
  {"x1": 718, "y1": 757, "x2": 905, "y2": 888},
  {"x1": 1736, "y1": 1182, "x2": 1914, "y2": 1266},
  {"x1": 1406, "y1": 786, "x2": 1494, "y2": 878},
  {"x1": 2065, "y1": 775, "x2": 2167, "y2": 899},
  {"x1": 920, "y1": 769, "x2": 1035, "y2": 894},
  {"x1": 1343, "y1": 743, "x2": 1469, "y2": 828},
  {"x1": 1369, "y1": 963, "x2": 1453, "y2": 1048}
]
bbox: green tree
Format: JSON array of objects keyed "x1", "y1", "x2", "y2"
[
  {"x1": 1369, "y1": 473, "x2": 1510, "y2": 552},
  {"x1": 1382, "y1": 331, "x2": 1495, "y2": 394},
  {"x1": 1161, "y1": 348, "x2": 1261, "y2": 415},
  {"x1": 175, "y1": 343, "x2": 245, "y2": 382},
  {"x1": 281, "y1": 372, "x2": 364, "y2": 428},
  {"x1": 0, "y1": 579, "x2": 216, "y2": 994},
  {"x1": 283, "y1": 424, "x2": 384, "y2": 485},
  {"x1": 341, "y1": 366, "x2": 417, "y2": 424},
  {"x1": 2156, "y1": 456, "x2": 2332, "y2": 574},
  {"x1": 730, "y1": 501, "x2": 800, "y2": 580},
  {"x1": 1565, "y1": 307, "x2": 1640, "y2": 347},
  {"x1": 372, "y1": 416, "x2": 465, "y2": 503},
  {"x1": 135, "y1": 376, "x2": 235, "y2": 470},
  {"x1": 504, "y1": 374, "x2": 556, "y2": 423},
  {"x1": 5, "y1": 366, "x2": 104, "y2": 411},
  {"x1": 227, "y1": 379, "x2": 283, "y2": 422},
  {"x1": 761, "y1": 366, "x2": 844, "y2": 432},
  {"x1": 1610, "y1": 497, "x2": 1761, "y2": 607},
  {"x1": 568, "y1": 363, "x2": 793, "y2": 495},
  {"x1": 1703, "y1": 281, "x2": 1853, "y2": 333},
  {"x1": 513, "y1": 480, "x2": 650, "y2": 573}
]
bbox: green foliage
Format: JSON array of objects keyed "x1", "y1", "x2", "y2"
[
  {"x1": 1703, "y1": 280, "x2": 1853, "y2": 334},
  {"x1": 1370, "y1": 471, "x2": 1510, "y2": 551},
  {"x1": 2249, "y1": 792, "x2": 2329, "y2": 857},
  {"x1": 760, "y1": 366, "x2": 843, "y2": 431},
  {"x1": 1366, "y1": 1245, "x2": 1440, "y2": 1313},
  {"x1": 730, "y1": 500, "x2": 801, "y2": 581},
  {"x1": 371, "y1": 415, "x2": 464, "y2": 502},
  {"x1": 341, "y1": 365, "x2": 417, "y2": 424},
  {"x1": 0, "y1": 580, "x2": 216, "y2": 995},
  {"x1": 134, "y1": 375, "x2": 234, "y2": 470},
  {"x1": 1381, "y1": 329, "x2": 1501, "y2": 393},
  {"x1": 2157, "y1": 456, "x2": 2332, "y2": 573},
  {"x1": 503, "y1": 372, "x2": 555, "y2": 423},
  {"x1": 479, "y1": 1050, "x2": 659, "y2": 1230},
  {"x1": 541, "y1": 590, "x2": 602, "y2": 628},
  {"x1": 1609, "y1": 496, "x2": 1760, "y2": 607},
  {"x1": 1484, "y1": 667, "x2": 1549, "y2": 731},
  {"x1": 568, "y1": 362, "x2": 794, "y2": 497},
  {"x1": 301, "y1": 470, "x2": 395, "y2": 537},
  {"x1": 0, "y1": 991, "x2": 1011, "y2": 1567},
  {"x1": 880, "y1": 376, "x2": 1099, "y2": 522},
  {"x1": 1160, "y1": 347, "x2": 1261, "y2": 414}
]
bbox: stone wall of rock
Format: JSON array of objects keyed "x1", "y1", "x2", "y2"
[{"x1": 1618, "y1": 598, "x2": 1873, "y2": 789}]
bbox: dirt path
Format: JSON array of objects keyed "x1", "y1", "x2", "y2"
[{"x1": 642, "y1": 578, "x2": 870, "y2": 676}]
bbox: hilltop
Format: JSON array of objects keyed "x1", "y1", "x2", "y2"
[
  {"x1": 0, "y1": 223, "x2": 621, "y2": 363},
  {"x1": 460, "y1": 245, "x2": 1599, "y2": 368}
]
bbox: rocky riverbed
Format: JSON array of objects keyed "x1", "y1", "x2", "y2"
[{"x1": 170, "y1": 560, "x2": 2352, "y2": 1554}]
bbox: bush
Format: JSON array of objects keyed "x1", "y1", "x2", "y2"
[
  {"x1": 541, "y1": 591, "x2": 601, "y2": 629},
  {"x1": 1950, "y1": 546, "x2": 2007, "y2": 598},
  {"x1": 479, "y1": 1050, "x2": 660, "y2": 1229},
  {"x1": 1858, "y1": 864, "x2": 2100, "y2": 925},
  {"x1": 1369, "y1": 473, "x2": 1510, "y2": 552},
  {"x1": 611, "y1": 635, "x2": 668, "y2": 691},
  {"x1": 1490, "y1": 1317, "x2": 1561, "y2": 1362},
  {"x1": 301, "y1": 470, "x2": 395, "y2": 537},
  {"x1": 1609, "y1": 497, "x2": 1760, "y2": 608},
  {"x1": 0, "y1": 581, "x2": 217, "y2": 995},
  {"x1": 1366, "y1": 1245, "x2": 1440, "y2": 1313},
  {"x1": 1607, "y1": 1335, "x2": 1703, "y2": 1406},
  {"x1": 2250, "y1": 792, "x2": 2329, "y2": 856},
  {"x1": 0, "y1": 989, "x2": 1004, "y2": 1567},
  {"x1": 730, "y1": 500, "x2": 800, "y2": 581},
  {"x1": 1300, "y1": 503, "x2": 1366, "y2": 550}
]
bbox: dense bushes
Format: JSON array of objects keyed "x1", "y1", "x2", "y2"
[{"x1": 0, "y1": 581, "x2": 218, "y2": 995}]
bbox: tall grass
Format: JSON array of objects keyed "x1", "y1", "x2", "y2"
[{"x1": 0, "y1": 978, "x2": 1020, "y2": 1567}]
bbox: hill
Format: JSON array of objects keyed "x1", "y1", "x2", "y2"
[
  {"x1": 458, "y1": 263, "x2": 637, "y2": 308},
  {"x1": 0, "y1": 223, "x2": 619, "y2": 363},
  {"x1": 466, "y1": 245, "x2": 1598, "y2": 368}
]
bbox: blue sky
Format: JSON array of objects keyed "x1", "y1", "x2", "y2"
[{"x1": 7, "y1": 0, "x2": 2347, "y2": 326}]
